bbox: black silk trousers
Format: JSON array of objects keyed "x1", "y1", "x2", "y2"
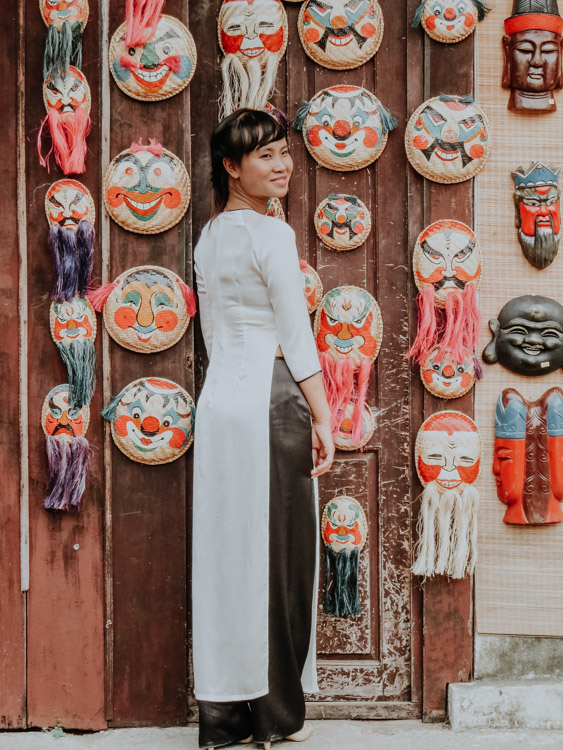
[{"x1": 197, "y1": 359, "x2": 317, "y2": 747}]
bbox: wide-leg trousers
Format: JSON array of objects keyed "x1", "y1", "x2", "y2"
[{"x1": 197, "y1": 359, "x2": 317, "y2": 748}]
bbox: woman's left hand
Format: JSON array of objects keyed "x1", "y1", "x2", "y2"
[{"x1": 311, "y1": 421, "x2": 335, "y2": 478}]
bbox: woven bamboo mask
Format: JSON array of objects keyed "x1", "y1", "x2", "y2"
[
  {"x1": 43, "y1": 65, "x2": 91, "y2": 114},
  {"x1": 266, "y1": 197, "x2": 285, "y2": 221},
  {"x1": 104, "y1": 140, "x2": 190, "y2": 234},
  {"x1": 405, "y1": 95, "x2": 491, "y2": 184},
  {"x1": 45, "y1": 179, "x2": 95, "y2": 229},
  {"x1": 40, "y1": 0, "x2": 89, "y2": 29},
  {"x1": 300, "y1": 261, "x2": 323, "y2": 314},
  {"x1": 298, "y1": 0, "x2": 383, "y2": 70},
  {"x1": 420, "y1": 347, "x2": 476, "y2": 399},
  {"x1": 110, "y1": 15, "x2": 197, "y2": 102},
  {"x1": 334, "y1": 402, "x2": 375, "y2": 451},
  {"x1": 91, "y1": 265, "x2": 196, "y2": 354},
  {"x1": 413, "y1": 220, "x2": 481, "y2": 307},
  {"x1": 315, "y1": 285, "x2": 382, "y2": 367},
  {"x1": 411, "y1": 0, "x2": 489, "y2": 44},
  {"x1": 314, "y1": 194, "x2": 371, "y2": 251},
  {"x1": 218, "y1": 0, "x2": 288, "y2": 117},
  {"x1": 103, "y1": 377, "x2": 195, "y2": 465},
  {"x1": 42, "y1": 384, "x2": 90, "y2": 442},
  {"x1": 296, "y1": 85, "x2": 396, "y2": 171},
  {"x1": 50, "y1": 296, "x2": 96, "y2": 346}
]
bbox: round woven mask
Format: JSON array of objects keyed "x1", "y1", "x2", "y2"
[
  {"x1": 102, "y1": 266, "x2": 193, "y2": 353},
  {"x1": 414, "y1": 0, "x2": 481, "y2": 44},
  {"x1": 40, "y1": 0, "x2": 89, "y2": 29},
  {"x1": 218, "y1": 0, "x2": 288, "y2": 67},
  {"x1": 315, "y1": 194, "x2": 371, "y2": 251},
  {"x1": 106, "y1": 377, "x2": 195, "y2": 465},
  {"x1": 413, "y1": 220, "x2": 481, "y2": 307},
  {"x1": 415, "y1": 411, "x2": 481, "y2": 491},
  {"x1": 298, "y1": 0, "x2": 383, "y2": 70},
  {"x1": 334, "y1": 401, "x2": 375, "y2": 451},
  {"x1": 300, "y1": 85, "x2": 392, "y2": 171},
  {"x1": 301, "y1": 261, "x2": 323, "y2": 314},
  {"x1": 45, "y1": 179, "x2": 95, "y2": 229},
  {"x1": 266, "y1": 197, "x2": 285, "y2": 221},
  {"x1": 43, "y1": 65, "x2": 91, "y2": 115},
  {"x1": 405, "y1": 95, "x2": 490, "y2": 184},
  {"x1": 110, "y1": 15, "x2": 197, "y2": 102},
  {"x1": 104, "y1": 141, "x2": 190, "y2": 234},
  {"x1": 42, "y1": 384, "x2": 90, "y2": 443},
  {"x1": 314, "y1": 286, "x2": 382, "y2": 366},
  {"x1": 322, "y1": 495, "x2": 367, "y2": 553},
  {"x1": 50, "y1": 297, "x2": 97, "y2": 345},
  {"x1": 420, "y1": 348, "x2": 476, "y2": 399}
]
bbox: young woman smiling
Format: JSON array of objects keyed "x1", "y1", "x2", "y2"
[{"x1": 192, "y1": 109, "x2": 334, "y2": 749}]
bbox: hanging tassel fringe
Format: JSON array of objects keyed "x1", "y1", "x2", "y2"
[
  {"x1": 101, "y1": 389, "x2": 127, "y2": 422},
  {"x1": 473, "y1": 0, "x2": 490, "y2": 22},
  {"x1": 57, "y1": 340, "x2": 96, "y2": 409},
  {"x1": 87, "y1": 282, "x2": 117, "y2": 312},
  {"x1": 474, "y1": 356, "x2": 484, "y2": 380},
  {"x1": 351, "y1": 359, "x2": 372, "y2": 445},
  {"x1": 377, "y1": 102, "x2": 398, "y2": 134},
  {"x1": 179, "y1": 281, "x2": 197, "y2": 318},
  {"x1": 50, "y1": 221, "x2": 95, "y2": 302},
  {"x1": 323, "y1": 547, "x2": 361, "y2": 617},
  {"x1": 38, "y1": 107, "x2": 91, "y2": 174},
  {"x1": 125, "y1": 0, "x2": 165, "y2": 47},
  {"x1": 408, "y1": 285, "x2": 436, "y2": 363},
  {"x1": 438, "y1": 289, "x2": 465, "y2": 362},
  {"x1": 412, "y1": 484, "x2": 479, "y2": 580},
  {"x1": 293, "y1": 100, "x2": 312, "y2": 132},
  {"x1": 411, "y1": 0, "x2": 427, "y2": 28},
  {"x1": 43, "y1": 21, "x2": 83, "y2": 81},
  {"x1": 44, "y1": 435, "x2": 90, "y2": 511},
  {"x1": 440, "y1": 94, "x2": 475, "y2": 105}
]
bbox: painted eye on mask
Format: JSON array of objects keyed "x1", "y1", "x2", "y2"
[
  {"x1": 454, "y1": 248, "x2": 472, "y2": 262},
  {"x1": 321, "y1": 115, "x2": 332, "y2": 126},
  {"x1": 428, "y1": 111, "x2": 446, "y2": 125},
  {"x1": 68, "y1": 407, "x2": 81, "y2": 420},
  {"x1": 326, "y1": 315, "x2": 340, "y2": 326},
  {"x1": 50, "y1": 407, "x2": 62, "y2": 418},
  {"x1": 162, "y1": 416, "x2": 173, "y2": 427},
  {"x1": 431, "y1": 5, "x2": 442, "y2": 16},
  {"x1": 352, "y1": 115, "x2": 364, "y2": 127},
  {"x1": 131, "y1": 407, "x2": 143, "y2": 420},
  {"x1": 423, "y1": 249, "x2": 443, "y2": 263},
  {"x1": 457, "y1": 2, "x2": 467, "y2": 11}
]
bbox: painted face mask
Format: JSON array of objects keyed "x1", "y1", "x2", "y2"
[
  {"x1": 42, "y1": 384, "x2": 91, "y2": 511},
  {"x1": 88, "y1": 265, "x2": 197, "y2": 354},
  {"x1": 315, "y1": 285, "x2": 382, "y2": 442},
  {"x1": 299, "y1": 260, "x2": 323, "y2": 314},
  {"x1": 45, "y1": 179, "x2": 95, "y2": 230},
  {"x1": 408, "y1": 220, "x2": 481, "y2": 367},
  {"x1": 50, "y1": 297, "x2": 97, "y2": 409},
  {"x1": 502, "y1": 0, "x2": 563, "y2": 112},
  {"x1": 104, "y1": 139, "x2": 190, "y2": 234},
  {"x1": 298, "y1": 0, "x2": 384, "y2": 70},
  {"x1": 413, "y1": 411, "x2": 481, "y2": 579},
  {"x1": 314, "y1": 193, "x2": 371, "y2": 251},
  {"x1": 46, "y1": 181, "x2": 95, "y2": 304},
  {"x1": 266, "y1": 197, "x2": 285, "y2": 221},
  {"x1": 218, "y1": 0, "x2": 288, "y2": 117},
  {"x1": 322, "y1": 495, "x2": 367, "y2": 616},
  {"x1": 110, "y1": 14, "x2": 197, "y2": 102},
  {"x1": 405, "y1": 94, "x2": 491, "y2": 184},
  {"x1": 411, "y1": 0, "x2": 489, "y2": 44},
  {"x1": 494, "y1": 387, "x2": 563, "y2": 525},
  {"x1": 420, "y1": 347, "x2": 477, "y2": 399},
  {"x1": 38, "y1": 66, "x2": 92, "y2": 175},
  {"x1": 41, "y1": 0, "x2": 89, "y2": 82},
  {"x1": 333, "y1": 401, "x2": 375, "y2": 451},
  {"x1": 513, "y1": 162, "x2": 561, "y2": 270},
  {"x1": 102, "y1": 377, "x2": 195, "y2": 465},
  {"x1": 294, "y1": 84, "x2": 397, "y2": 171},
  {"x1": 483, "y1": 295, "x2": 563, "y2": 376}
]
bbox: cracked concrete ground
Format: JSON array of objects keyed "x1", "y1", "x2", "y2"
[{"x1": 1, "y1": 722, "x2": 563, "y2": 749}]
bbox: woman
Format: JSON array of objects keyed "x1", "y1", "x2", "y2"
[{"x1": 192, "y1": 108, "x2": 334, "y2": 750}]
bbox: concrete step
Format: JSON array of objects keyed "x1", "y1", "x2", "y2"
[{"x1": 449, "y1": 680, "x2": 563, "y2": 731}]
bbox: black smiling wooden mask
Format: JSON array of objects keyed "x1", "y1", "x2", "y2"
[{"x1": 483, "y1": 295, "x2": 563, "y2": 376}]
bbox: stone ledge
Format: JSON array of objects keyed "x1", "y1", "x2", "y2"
[{"x1": 449, "y1": 680, "x2": 563, "y2": 731}]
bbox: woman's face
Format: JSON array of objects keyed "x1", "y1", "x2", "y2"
[{"x1": 233, "y1": 137, "x2": 293, "y2": 199}]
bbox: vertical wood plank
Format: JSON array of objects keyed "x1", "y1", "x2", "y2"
[
  {"x1": 25, "y1": 0, "x2": 106, "y2": 730},
  {"x1": 107, "y1": 0, "x2": 192, "y2": 725},
  {"x1": 417, "y1": 22, "x2": 475, "y2": 722},
  {"x1": 0, "y1": 0, "x2": 26, "y2": 728}
]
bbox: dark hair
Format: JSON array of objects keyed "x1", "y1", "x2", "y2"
[{"x1": 210, "y1": 109, "x2": 287, "y2": 217}]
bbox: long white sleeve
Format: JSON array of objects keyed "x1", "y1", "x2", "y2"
[
  {"x1": 256, "y1": 219, "x2": 321, "y2": 383},
  {"x1": 194, "y1": 253, "x2": 213, "y2": 359}
]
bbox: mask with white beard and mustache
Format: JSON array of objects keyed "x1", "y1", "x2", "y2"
[{"x1": 513, "y1": 162, "x2": 561, "y2": 270}]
